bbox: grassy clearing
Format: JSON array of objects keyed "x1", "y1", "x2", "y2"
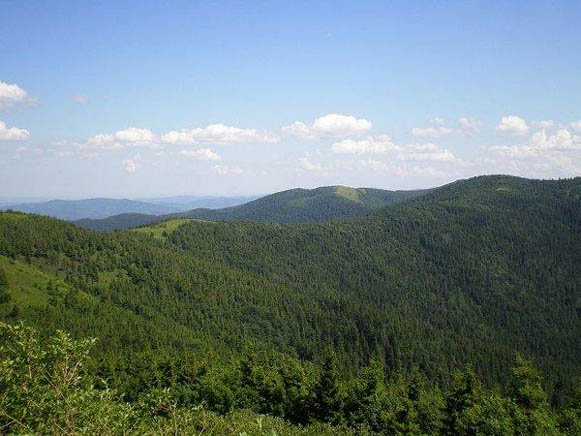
[
  {"x1": 131, "y1": 218, "x2": 197, "y2": 239},
  {"x1": 334, "y1": 186, "x2": 361, "y2": 202},
  {"x1": 0, "y1": 255, "x2": 71, "y2": 306}
]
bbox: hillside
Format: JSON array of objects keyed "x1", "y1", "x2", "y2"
[
  {"x1": 74, "y1": 212, "x2": 162, "y2": 230},
  {"x1": 75, "y1": 185, "x2": 429, "y2": 230},
  {"x1": 181, "y1": 185, "x2": 430, "y2": 222},
  {"x1": 1, "y1": 175, "x2": 581, "y2": 434}
]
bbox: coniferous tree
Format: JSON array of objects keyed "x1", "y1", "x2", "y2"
[
  {"x1": 0, "y1": 267, "x2": 10, "y2": 304},
  {"x1": 508, "y1": 355, "x2": 560, "y2": 436},
  {"x1": 312, "y1": 347, "x2": 345, "y2": 424}
]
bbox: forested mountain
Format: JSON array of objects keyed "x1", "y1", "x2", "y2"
[
  {"x1": 74, "y1": 212, "x2": 164, "y2": 230},
  {"x1": 1, "y1": 175, "x2": 580, "y2": 435},
  {"x1": 75, "y1": 185, "x2": 429, "y2": 230},
  {"x1": 181, "y1": 185, "x2": 430, "y2": 222}
]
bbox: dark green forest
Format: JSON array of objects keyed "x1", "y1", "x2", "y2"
[
  {"x1": 75, "y1": 185, "x2": 429, "y2": 230},
  {"x1": 1, "y1": 175, "x2": 580, "y2": 435}
]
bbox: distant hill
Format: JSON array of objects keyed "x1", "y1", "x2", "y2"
[
  {"x1": 0, "y1": 198, "x2": 182, "y2": 221},
  {"x1": 74, "y1": 186, "x2": 430, "y2": 230},
  {"x1": 138, "y1": 195, "x2": 262, "y2": 210},
  {"x1": 181, "y1": 185, "x2": 430, "y2": 222},
  {"x1": 74, "y1": 213, "x2": 162, "y2": 230},
  {"x1": 0, "y1": 195, "x2": 260, "y2": 222}
]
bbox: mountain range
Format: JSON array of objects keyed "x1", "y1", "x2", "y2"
[
  {"x1": 0, "y1": 195, "x2": 259, "y2": 221},
  {"x1": 74, "y1": 185, "x2": 430, "y2": 230}
]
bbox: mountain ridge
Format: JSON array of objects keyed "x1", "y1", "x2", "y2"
[{"x1": 75, "y1": 184, "x2": 431, "y2": 230}]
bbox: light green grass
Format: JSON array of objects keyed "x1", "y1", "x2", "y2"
[
  {"x1": 132, "y1": 218, "x2": 197, "y2": 239},
  {"x1": 334, "y1": 186, "x2": 361, "y2": 202},
  {"x1": 0, "y1": 255, "x2": 71, "y2": 306}
]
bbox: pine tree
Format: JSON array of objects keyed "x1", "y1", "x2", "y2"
[
  {"x1": 312, "y1": 347, "x2": 345, "y2": 424},
  {"x1": 508, "y1": 355, "x2": 560, "y2": 436}
]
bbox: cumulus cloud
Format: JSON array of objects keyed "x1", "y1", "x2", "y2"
[
  {"x1": 115, "y1": 127, "x2": 154, "y2": 143},
  {"x1": 412, "y1": 117, "x2": 480, "y2": 138},
  {"x1": 496, "y1": 115, "x2": 529, "y2": 136},
  {"x1": 0, "y1": 120, "x2": 30, "y2": 141},
  {"x1": 532, "y1": 120, "x2": 554, "y2": 129},
  {"x1": 459, "y1": 116, "x2": 481, "y2": 133},
  {"x1": 399, "y1": 143, "x2": 458, "y2": 162},
  {"x1": 570, "y1": 120, "x2": 581, "y2": 131},
  {"x1": 215, "y1": 164, "x2": 243, "y2": 175},
  {"x1": 411, "y1": 126, "x2": 455, "y2": 138},
  {"x1": 331, "y1": 135, "x2": 400, "y2": 155},
  {"x1": 283, "y1": 114, "x2": 372, "y2": 140},
  {"x1": 162, "y1": 124, "x2": 279, "y2": 145},
  {"x1": 298, "y1": 157, "x2": 325, "y2": 171},
  {"x1": 79, "y1": 127, "x2": 157, "y2": 149},
  {"x1": 491, "y1": 129, "x2": 581, "y2": 157},
  {"x1": 486, "y1": 127, "x2": 581, "y2": 177},
  {"x1": 530, "y1": 129, "x2": 579, "y2": 150},
  {"x1": 0, "y1": 81, "x2": 37, "y2": 110},
  {"x1": 178, "y1": 148, "x2": 221, "y2": 161},
  {"x1": 359, "y1": 158, "x2": 389, "y2": 171}
]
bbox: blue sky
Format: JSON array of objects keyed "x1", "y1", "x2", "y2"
[{"x1": 1, "y1": 0, "x2": 580, "y2": 198}]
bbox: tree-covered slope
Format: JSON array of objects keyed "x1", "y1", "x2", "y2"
[
  {"x1": 181, "y1": 185, "x2": 429, "y2": 223},
  {"x1": 1, "y1": 175, "x2": 580, "y2": 396},
  {"x1": 74, "y1": 212, "x2": 162, "y2": 230},
  {"x1": 75, "y1": 185, "x2": 429, "y2": 230}
]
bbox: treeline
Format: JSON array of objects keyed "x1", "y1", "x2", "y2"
[{"x1": 1, "y1": 323, "x2": 580, "y2": 436}]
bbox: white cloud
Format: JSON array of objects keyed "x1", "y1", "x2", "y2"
[
  {"x1": 411, "y1": 126, "x2": 455, "y2": 138},
  {"x1": 215, "y1": 164, "x2": 243, "y2": 175},
  {"x1": 115, "y1": 127, "x2": 154, "y2": 143},
  {"x1": 496, "y1": 115, "x2": 529, "y2": 136},
  {"x1": 0, "y1": 81, "x2": 37, "y2": 110},
  {"x1": 162, "y1": 124, "x2": 279, "y2": 145},
  {"x1": 331, "y1": 135, "x2": 400, "y2": 155},
  {"x1": 298, "y1": 157, "x2": 324, "y2": 171},
  {"x1": 178, "y1": 148, "x2": 221, "y2": 161},
  {"x1": 0, "y1": 120, "x2": 30, "y2": 141},
  {"x1": 283, "y1": 113, "x2": 372, "y2": 140},
  {"x1": 459, "y1": 116, "x2": 481, "y2": 133},
  {"x1": 412, "y1": 117, "x2": 480, "y2": 138},
  {"x1": 531, "y1": 120, "x2": 554, "y2": 129},
  {"x1": 530, "y1": 128, "x2": 580, "y2": 151},
  {"x1": 399, "y1": 143, "x2": 457, "y2": 162},
  {"x1": 70, "y1": 95, "x2": 89, "y2": 104},
  {"x1": 570, "y1": 120, "x2": 581, "y2": 131},
  {"x1": 359, "y1": 158, "x2": 389, "y2": 171},
  {"x1": 80, "y1": 127, "x2": 157, "y2": 149},
  {"x1": 486, "y1": 128, "x2": 581, "y2": 177}
]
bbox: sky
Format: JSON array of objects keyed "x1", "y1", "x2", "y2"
[{"x1": 1, "y1": 0, "x2": 580, "y2": 198}]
